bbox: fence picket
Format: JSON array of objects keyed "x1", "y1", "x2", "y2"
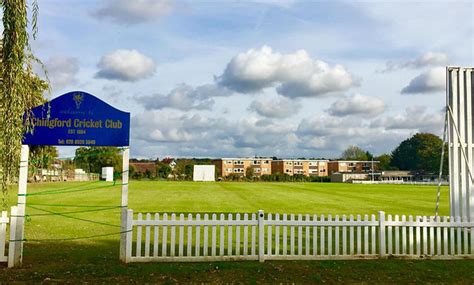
[
  {"x1": 170, "y1": 213, "x2": 176, "y2": 257},
  {"x1": 0, "y1": 211, "x2": 7, "y2": 260},
  {"x1": 443, "y1": 216, "x2": 448, "y2": 255},
  {"x1": 153, "y1": 213, "x2": 159, "y2": 257},
  {"x1": 283, "y1": 214, "x2": 288, "y2": 255},
  {"x1": 220, "y1": 214, "x2": 225, "y2": 256},
  {"x1": 321, "y1": 215, "x2": 326, "y2": 255},
  {"x1": 313, "y1": 214, "x2": 318, "y2": 255},
  {"x1": 136, "y1": 213, "x2": 142, "y2": 257},
  {"x1": 162, "y1": 213, "x2": 168, "y2": 256},
  {"x1": 275, "y1": 214, "x2": 280, "y2": 256},
  {"x1": 335, "y1": 215, "x2": 340, "y2": 256},
  {"x1": 349, "y1": 215, "x2": 354, "y2": 255},
  {"x1": 297, "y1": 214, "x2": 303, "y2": 256},
  {"x1": 394, "y1": 215, "x2": 399, "y2": 255},
  {"x1": 243, "y1": 213, "x2": 249, "y2": 256},
  {"x1": 305, "y1": 214, "x2": 310, "y2": 256},
  {"x1": 463, "y1": 216, "x2": 468, "y2": 254},
  {"x1": 211, "y1": 214, "x2": 217, "y2": 257},
  {"x1": 364, "y1": 215, "x2": 368, "y2": 255},
  {"x1": 187, "y1": 214, "x2": 193, "y2": 256},
  {"x1": 422, "y1": 216, "x2": 427, "y2": 255},
  {"x1": 415, "y1": 216, "x2": 421, "y2": 256},
  {"x1": 236, "y1": 213, "x2": 240, "y2": 256},
  {"x1": 328, "y1": 214, "x2": 333, "y2": 256},
  {"x1": 251, "y1": 213, "x2": 256, "y2": 256},
  {"x1": 179, "y1": 214, "x2": 184, "y2": 257},
  {"x1": 471, "y1": 218, "x2": 474, "y2": 255},
  {"x1": 356, "y1": 214, "x2": 361, "y2": 255},
  {"x1": 401, "y1": 215, "x2": 406, "y2": 255},
  {"x1": 429, "y1": 216, "x2": 434, "y2": 256},
  {"x1": 196, "y1": 214, "x2": 201, "y2": 257},
  {"x1": 228, "y1": 214, "x2": 233, "y2": 256},
  {"x1": 409, "y1": 215, "x2": 414, "y2": 255},
  {"x1": 342, "y1": 215, "x2": 347, "y2": 255},
  {"x1": 456, "y1": 216, "x2": 462, "y2": 254},
  {"x1": 290, "y1": 214, "x2": 295, "y2": 255},
  {"x1": 268, "y1": 213, "x2": 273, "y2": 256},
  {"x1": 145, "y1": 213, "x2": 151, "y2": 257},
  {"x1": 436, "y1": 216, "x2": 441, "y2": 256},
  {"x1": 450, "y1": 216, "x2": 455, "y2": 255},
  {"x1": 371, "y1": 214, "x2": 376, "y2": 255},
  {"x1": 387, "y1": 215, "x2": 392, "y2": 255},
  {"x1": 203, "y1": 214, "x2": 209, "y2": 257}
]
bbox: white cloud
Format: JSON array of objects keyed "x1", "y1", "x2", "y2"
[
  {"x1": 296, "y1": 115, "x2": 406, "y2": 155},
  {"x1": 95, "y1": 49, "x2": 156, "y2": 82},
  {"x1": 249, "y1": 96, "x2": 301, "y2": 118},
  {"x1": 327, "y1": 94, "x2": 385, "y2": 118},
  {"x1": 381, "y1": 52, "x2": 449, "y2": 72},
  {"x1": 135, "y1": 84, "x2": 231, "y2": 111},
  {"x1": 371, "y1": 106, "x2": 444, "y2": 134},
  {"x1": 44, "y1": 56, "x2": 79, "y2": 90},
  {"x1": 94, "y1": 0, "x2": 173, "y2": 25},
  {"x1": 401, "y1": 67, "x2": 445, "y2": 94},
  {"x1": 217, "y1": 45, "x2": 356, "y2": 97}
]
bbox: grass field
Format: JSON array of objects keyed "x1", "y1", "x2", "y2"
[{"x1": 1, "y1": 181, "x2": 473, "y2": 283}]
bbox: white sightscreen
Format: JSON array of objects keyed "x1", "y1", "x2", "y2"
[
  {"x1": 447, "y1": 67, "x2": 474, "y2": 220},
  {"x1": 193, "y1": 165, "x2": 215, "y2": 182}
]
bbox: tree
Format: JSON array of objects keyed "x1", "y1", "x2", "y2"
[
  {"x1": 245, "y1": 167, "x2": 255, "y2": 180},
  {"x1": 391, "y1": 133, "x2": 448, "y2": 173},
  {"x1": 74, "y1": 147, "x2": 122, "y2": 175},
  {"x1": 375, "y1": 154, "x2": 394, "y2": 170},
  {"x1": 341, "y1": 145, "x2": 369, "y2": 161},
  {"x1": 0, "y1": 1, "x2": 48, "y2": 208},
  {"x1": 157, "y1": 163, "x2": 172, "y2": 179},
  {"x1": 30, "y1": 145, "x2": 58, "y2": 170}
]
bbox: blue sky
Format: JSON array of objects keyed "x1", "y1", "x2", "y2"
[{"x1": 17, "y1": 0, "x2": 474, "y2": 159}]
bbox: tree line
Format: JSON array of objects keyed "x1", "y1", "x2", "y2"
[
  {"x1": 27, "y1": 132, "x2": 448, "y2": 180},
  {"x1": 341, "y1": 133, "x2": 447, "y2": 174}
]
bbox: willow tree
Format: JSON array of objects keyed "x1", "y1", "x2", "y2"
[{"x1": 0, "y1": 0, "x2": 48, "y2": 208}]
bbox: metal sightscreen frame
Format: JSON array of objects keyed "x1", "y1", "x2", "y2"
[{"x1": 447, "y1": 67, "x2": 474, "y2": 221}]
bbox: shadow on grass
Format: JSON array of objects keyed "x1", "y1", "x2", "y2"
[{"x1": 0, "y1": 240, "x2": 473, "y2": 283}]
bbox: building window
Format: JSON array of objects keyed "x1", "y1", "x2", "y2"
[
  {"x1": 254, "y1": 168, "x2": 261, "y2": 172},
  {"x1": 253, "y1": 160, "x2": 259, "y2": 165}
]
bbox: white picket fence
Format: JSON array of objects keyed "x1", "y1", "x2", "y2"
[
  {"x1": 125, "y1": 210, "x2": 474, "y2": 262},
  {"x1": 0, "y1": 211, "x2": 10, "y2": 263}
]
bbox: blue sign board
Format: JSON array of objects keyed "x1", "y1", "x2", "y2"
[{"x1": 23, "y1": 91, "x2": 130, "y2": 146}]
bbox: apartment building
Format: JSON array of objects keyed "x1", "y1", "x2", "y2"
[
  {"x1": 327, "y1": 160, "x2": 379, "y2": 175},
  {"x1": 212, "y1": 158, "x2": 273, "y2": 177},
  {"x1": 271, "y1": 159, "x2": 329, "y2": 177}
]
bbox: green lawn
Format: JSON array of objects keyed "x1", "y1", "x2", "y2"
[{"x1": 1, "y1": 181, "x2": 473, "y2": 284}]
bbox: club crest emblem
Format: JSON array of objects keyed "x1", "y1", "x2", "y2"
[{"x1": 73, "y1": 93, "x2": 84, "y2": 109}]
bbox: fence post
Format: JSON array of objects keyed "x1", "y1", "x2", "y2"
[
  {"x1": 120, "y1": 147, "x2": 129, "y2": 262},
  {"x1": 379, "y1": 211, "x2": 386, "y2": 258},
  {"x1": 258, "y1": 210, "x2": 265, "y2": 262},
  {"x1": 125, "y1": 209, "x2": 133, "y2": 263},
  {"x1": 11, "y1": 145, "x2": 29, "y2": 267},
  {"x1": 8, "y1": 206, "x2": 18, "y2": 268}
]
